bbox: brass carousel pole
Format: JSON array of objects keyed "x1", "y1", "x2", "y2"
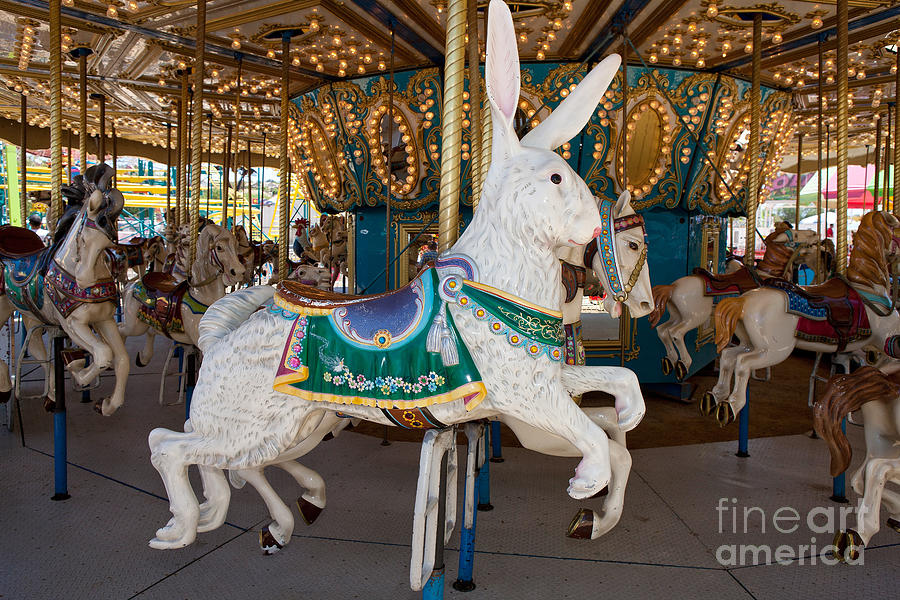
[
  {"x1": 222, "y1": 124, "x2": 232, "y2": 224},
  {"x1": 438, "y1": 0, "x2": 467, "y2": 251},
  {"x1": 48, "y1": 0, "x2": 62, "y2": 233},
  {"x1": 874, "y1": 114, "x2": 881, "y2": 210},
  {"x1": 885, "y1": 107, "x2": 892, "y2": 206},
  {"x1": 166, "y1": 120, "x2": 172, "y2": 221},
  {"x1": 179, "y1": 68, "x2": 190, "y2": 226},
  {"x1": 175, "y1": 99, "x2": 183, "y2": 227},
  {"x1": 67, "y1": 130, "x2": 72, "y2": 183},
  {"x1": 232, "y1": 55, "x2": 243, "y2": 228},
  {"x1": 19, "y1": 94, "x2": 27, "y2": 226},
  {"x1": 72, "y1": 47, "x2": 91, "y2": 178},
  {"x1": 188, "y1": 0, "x2": 206, "y2": 271},
  {"x1": 91, "y1": 93, "x2": 106, "y2": 165},
  {"x1": 277, "y1": 31, "x2": 292, "y2": 282},
  {"x1": 894, "y1": 44, "x2": 900, "y2": 215},
  {"x1": 466, "y1": 0, "x2": 484, "y2": 208},
  {"x1": 744, "y1": 14, "x2": 762, "y2": 269},
  {"x1": 794, "y1": 133, "x2": 803, "y2": 229},
  {"x1": 816, "y1": 38, "x2": 823, "y2": 282},
  {"x1": 385, "y1": 23, "x2": 394, "y2": 291},
  {"x1": 835, "y1": 0, "x2": 848, "y2": 273},
  {"x1": 111, "y1": 123, "x2": 117, "y2": 186}
]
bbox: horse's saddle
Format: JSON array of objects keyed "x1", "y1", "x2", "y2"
[
  {"x1": 765, "y1": 277, "x2": 870, "y2": 351},
  {"x1": 692, "y1": 266, "x2": 761, "y2": 297},
  {"x1": 0, "y1": 225, "x2": 52, "y2": 312},
  {"x1": 134, "y1": 272, "x2": 189, "y2": 337},
  {"x1": 561, "y1": 261, "x2": 587, "y2": 303}
]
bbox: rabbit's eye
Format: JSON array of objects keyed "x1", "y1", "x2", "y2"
[{"x1": 550, "y1": 173, "x2": 562, "y2": 184}]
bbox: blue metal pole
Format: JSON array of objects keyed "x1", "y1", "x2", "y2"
[
  {"x1": 422, "y1": 451, "x2": 448, "y2": 600},
  {"x1": 489, "y1": 420, "x2": 503, "y2": 462},
  {"x1": 185, "y1": 349, "x2": 196, "y2": 419},
  {"x1": 831, "y1": 418, "x2": 849, "y2": 503},
  {"x1": 478, "y1": 427, "x2": 493, "y2": 511},
  {"x1": 736, "y1": 390, "x2": 749, "y2": 458},
  {"x1": 422, "y1": 568, "x2": 445, "y2": 600},
  {"x1": 51, "y1": 336, "x2": 69, "y2": 501}
]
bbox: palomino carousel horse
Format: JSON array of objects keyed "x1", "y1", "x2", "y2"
[
  {"x1": 0, "y1": 164, "x2": 130, "y2": 415},
  {"x1": 146, "y1": 1, "x2": 646, "y2": 555},
  {"x1": 118, "y1": 220, "x2": 245, "y2": 366},
  {"x1": 705, "y1": 211, "x2": 900, "y2": 426},
  {"x1": 814, "y1": 365, "x2": 900, "y2": 562},
  {"x1": 649, "y1": 222, "x2": 831, "y2": 381},
  {"x1": 216, "y1": 191, "x2": 654, "y2": 555}
]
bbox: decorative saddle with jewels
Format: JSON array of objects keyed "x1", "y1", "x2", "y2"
[
  {"x1": 764, "y1": 277, "x2": 871, "y2": 351},
  {"x1": 692, "y1": 266, "x2": 762, "y2": 298},
  {"x1": 133, "y1": 272, "x2": 195, "y2": 338},
  {"x1": 0, "y1": 225, "x2": 52, "y2": 314}
]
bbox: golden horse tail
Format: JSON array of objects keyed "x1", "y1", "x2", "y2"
[
  {"x1": 814, "y1": 366, "x2": 899, "y2": 477},
  {"x1": 648, "y1": 284, "x2": 675, "y2": 328},
  {"x1": 714, "y1": 296, "x2": 745, "y2": 352}
]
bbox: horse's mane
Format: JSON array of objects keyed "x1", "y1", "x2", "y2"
[
  {"x1": 757, "y1": 226, "x2": 796, "y2": 277},
  {"x1": 847, "y1": 211, "x2": 899, "y2": 291}
]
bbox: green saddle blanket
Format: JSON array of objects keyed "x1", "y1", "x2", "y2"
[{"x1": 272, "y1": 268, "x2": 487, "y2": 411}]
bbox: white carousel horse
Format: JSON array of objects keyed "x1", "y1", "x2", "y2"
[
  {"x1": 233, "y1": 225, "x2": 277, "y2": 287},
  {"x1": 0, "y1": 164, "x2": 130, "y2": 415},
  {"x1": 649, "y1": 223, "x2": 831, "y2": 381},
  {"x1": 118, "y1": 220, "x2": 245, "y2": 365},
  {"x1": 705, "y1": 211, "x2": 900, "y2": 426},
  {"x1": 146, "y1": 0, "x2": 645, "y2": 552},
  {"x1": 814, "y1": 365, "x2": 900, "y2": 561},
  {"x1": 216, "y1": 202, "x2": 655, "y2": 555}
]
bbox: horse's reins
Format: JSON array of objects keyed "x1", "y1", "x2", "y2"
[{"x1": 594, "y1": 197, "x2": 648, "y2": 303}]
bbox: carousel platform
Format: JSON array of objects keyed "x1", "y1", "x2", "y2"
[{"x1": 0, "y1": 336, "x2": 896, "y2": 600}]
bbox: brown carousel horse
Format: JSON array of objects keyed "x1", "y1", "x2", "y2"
[{"x1": 649, "y1": 222, "x2": 831, "y2": 380}]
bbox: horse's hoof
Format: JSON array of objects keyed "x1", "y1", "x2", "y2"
[
  {"x1": 322, "y1": 432, "x2": 334, "y2": 441},
  {"x1": 660, "y1": 357, "x2": 673, "y2": 376},
  {"x1": 715, "y1": 403, "x2": 736, "y2": 427},
  {"x1": 93, "y1": 401, "x2": 105, "y2": 415},
  {"x1": 259, "y1": 527, "x2": 284, "y2": 555},
  {"x1": 833, "y1": 529, "x2": 863, "y2": 563},
  {"x1": 297, "y1": 497, "x2": 323, "y2": 526},
  {"x1": 674, "y1": 360, "x2": 687, "y2": 382},
  {"x1": 588, "y1": 486, "x2": 609, "y2": 499},
  {"x1": 135, "y1": 354, "x2": 148, "y2": 368},
  {"x1": 699, "y1": 392, "x2": 716, "y2": 417},
  {"x1": 0, "y1": 389, "x2": 9, "y2": 404},
  {"x1": 566, "y1": 508, "x2": 595, "y2": 540},
  {"x1": 887, "y1": 518, "x2": 900, "y2": 534},
  {"x1": 42, "y1": 396, "x2": 55, "y2": 413}
]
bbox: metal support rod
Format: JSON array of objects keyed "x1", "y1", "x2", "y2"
[
  {"x1": 830, "y1": 419, "x2": 849, "y2": 503},
  {"x1": 422, "y1": 452, "x2": 449, "y2": 599},
  {"x1": 19, "y1": 93, "x2": 27, "y2": 226},
  {"x1": 794, "y1": 133, "x2": 803, "y2": 229},
  {"x1": 836, "y1": 0, "x2": 849, "y2": 274},
  {"x1": 91, "y1": 93, "x2": 106, "y2": 164},
  {"x1": 385, "y1": 23, "x2": 395, "y2": 292},
  {"x1": 233, "y1": 55, "x2": 243, "y2": 228},
  {"x1": 622, "y1": 31, "x2": 627, "y2": 194},
  {"x1": 744, "y1": 14, "x2": 762, "y2": 268},
  {"x1": 48, "y1": 0, "x2": 62, "y2": 233},
  {"x1": 67, "y1": 129, "x2": 72, "y2": 183},
  {"x1": 166, "y1": 120, "x2": 172, "y2": 221},
  {"x1": 736, "y1": 390, "x2": 750, "y2": 458},
  {"x1": 490, "y1": 420, "x2": 503, "y2": 462},
  {"x1": 885, "y1": 106, "x2": 892, "y2": 207},
  {"x1": 277, "y1": 32, "x2": 291, "y2": 282},
  {"x1": 188, "y1": 0, "x2": 206, "y2": 272},
  {"x1": 51, "y1": 335, "x2": 69, "y2": 500},
  {"x1": 874, "y1": 114, "x2": 882, "y2": 210},
  {"x1": 466, "y1": 0, "x2": 484, "y2": 207},
  {"x1": 816, "y1": 38, "x2": 823, "y2": 282},
  {"x1": 437, "y1": 0, "x2": 467, "y2": 252},
  {"x1": 260, "y1": 132, "x2": 266, "y2": 243},
  {"x1": 175, "y1": 100, "x2": 183, "y2": 227},
  {"x1": 111, "y1": 123, "x2": 116, "y2": 185},
  {"x1": 895, "y1": 47, "x2": 900, "y2": 215},
  {"x1": 179, "y1": 69, "x2": 190, "y2": 226},
  {"x1": 206, "y1": 113, "x2": 212, "y2": 216},
  {"x1": 245, "y1": 138, "x2": 251, "y2": 230},
  {"x1": 78, "y1": 52, "x2": 87, "y2": 176},
  {"x1": 222, "y1": 123, "x2": 232, "y2": 225}
]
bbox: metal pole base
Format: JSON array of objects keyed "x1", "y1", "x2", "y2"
[
  {"x1": 80, "y1": 389, "x2": 91, "y2": 404},
  {"x1": 51, "y1": 493, "x2": 71, "y2": 501},
  {"x1": 452, "y1": 579, "x2": 476, "y2": 592}
]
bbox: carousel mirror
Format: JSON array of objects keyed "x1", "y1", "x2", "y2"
[
  {"x1": 301, "y1": 118, "x2": 342, "y2": 199},
  {"x1": 370, "y1": 103, "x2": 418, "y2": 196},
  {"x1": 616, "y1": 98, "x2": 672, "y2": 199},
  {"x1": 715, "y1": 112, "x2": 750, "y2": 201}
]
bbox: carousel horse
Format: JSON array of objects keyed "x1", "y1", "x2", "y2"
[
  {"x1": 118, "y1": 220, "x2": 245, "y2": 365},
  {"x1": 233, "y1": 225, "x2": 277, "y2": 287},
  {"x1": 814, "y1": 365, "x2": 900, "y2": 562},
  {"x1": 649, "y1": 222, "x2": 831, "y2": 381},
  {"x1": 108, "y1": 235, "x2": 167, "y2": 284},
  {"x1": 146, "y1": 1, "x2": 646, "y2": 552},
  {"x1": 705, "y1": 211, "x2": 900, "y2": 427},
  {"x1": 216, "y1": 196, "x2": 654, "y2": 555},
  {"x1": 0, "y1": 164, "x2": 130, "y2": 415}
]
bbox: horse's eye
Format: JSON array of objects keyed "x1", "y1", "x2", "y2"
[
  {"x1": 628, "y1": 241, "x2": 639, "y2": 251},
  {"x1": 550, "y1": 173, "x2": 562, "y2": 184}
]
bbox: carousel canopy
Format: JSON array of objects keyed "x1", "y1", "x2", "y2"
[{"x1": 0, "y1": 1, "x2": 895, "y2": 158}]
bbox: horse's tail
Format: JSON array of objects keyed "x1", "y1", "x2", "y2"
[
  {"x1": 814, "y1": 366, "x2": 899, "y2": 477},
  {"x1": 648, "y1": 284, "x2": 675, "y2": 328},
  {"x1": 714, "y1": 296, "x2": 745, "y2": 352},
  {"x1": 198, "y1": 285, "x2": 275, "y2": 354}
]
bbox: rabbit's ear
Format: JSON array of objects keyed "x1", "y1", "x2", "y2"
[
  {"x1": 521, "y1": 54, "x2": 621, "y2": 151},
  {"x1": 485, "y1": 0, "x2": 521, "y2": 163}
]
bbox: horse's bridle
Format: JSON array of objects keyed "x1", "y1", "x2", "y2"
[{"x1": 589, "y1": 197, "x2": 648, "y2": 303}]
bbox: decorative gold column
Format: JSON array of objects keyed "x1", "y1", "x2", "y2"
[
  {"x1": 438, "y1": 0, "x2": 467, "y2": 251},
  {"x1": 894, "y1": 43, "x2": 900, "y2": 215},
  {"x1": 179, "y1": 69, "x2": 190, "y2": 226},
  {"x1": 174, "y1": 100, "x2": 183, "y2": 227},
  {"x1": 466, "y1": 0, "x2": 484, "y2": 209},
  {"x1": 794, "y1": 133, "x2": 803, "y2": 229},
  {"x1": 48, "y1": 0, "x2": 62, "y2": 233},
  {"x1": 188, "y1": 0, "x2": 206, "y2": 272},
  {"x1": 277, "y1": 32, "x2": 291, "y2": 281},
  {"x1": 232, "y1": 56, "x2": 242, "y2": 227},
  {"x1": 744, "y1": 14, "x2": 762, "y2": 268},
  {"x1": 836, "y1": 0, "x2": 849, "y2": 274},
  {"x1": 19, "y1": 94, "x2": 27, "y2": 226},
  {"x1": 76, "y1": 49, "x2": 88, "y2": 177},
  {"x1": 166, "y1": 120, "x2": 172, "y2": 219},
  {"x1": 874, "y1": 113, "x2": 881, "y2": 210},
  {"x1": 478, "y1": 101, "x2": 492, "y2": 204}
]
